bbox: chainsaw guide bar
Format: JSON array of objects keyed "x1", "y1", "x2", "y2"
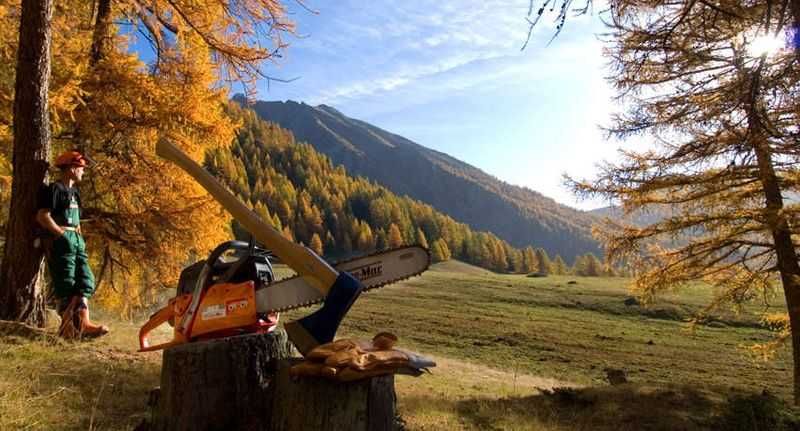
[{"x1": 257, "y1": 245, "x2": 430, "y2": 313}]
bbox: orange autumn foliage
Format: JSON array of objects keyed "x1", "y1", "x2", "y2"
[{"x1": 0, "y1": 0, "x2": 293, "y2": 316}]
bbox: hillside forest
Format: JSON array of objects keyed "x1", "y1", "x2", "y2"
[
  {"x1": 207, "y1": 105, "x2": 611, "y2": 277},
  {"x1": 244, "y1": 100, "x2": 602, "y2": 262}
]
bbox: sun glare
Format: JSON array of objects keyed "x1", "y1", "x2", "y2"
[{"x1": 747, "y1": 34, "x2": 786, "y2": 57}]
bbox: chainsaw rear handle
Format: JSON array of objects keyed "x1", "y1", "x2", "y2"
[{"x1": 139, "y1": 301, "x2": 188, "y2": 352}]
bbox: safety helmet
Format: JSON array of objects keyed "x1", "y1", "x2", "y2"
[{"x1": 54, "y1": 151, "x2": 90, "y2": 169}]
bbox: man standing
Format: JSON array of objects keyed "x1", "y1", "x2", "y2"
[{"x1": 36, "y1": 150, "x2": 108, "y2": 337}]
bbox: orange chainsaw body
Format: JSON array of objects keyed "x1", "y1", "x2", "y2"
[{"x1": 139, "y1": 281, "x2": 276, "y2": 352}]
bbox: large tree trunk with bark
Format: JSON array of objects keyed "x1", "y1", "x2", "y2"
[
  {"x1": 69, "y1": 0, "x2": 112, "y2": 156},
  {"x1": 147, "y1": 330, "x2": 397, "y2": 431},
  {"x1": 778, "y1": 243, "x2": 800, "y2": 405},
  {"x1": 0, "y1": 0, "x2": 54, "y2": 325},
  {"x1": 745, "y1": 63, "x2": 800, "y2": 405},
  {"x1": 792, "y1": 0, "x2": 800, "y2": 58},
  {"x1": 753, "y1": 143, "x2": 800, "y2": 405},
  {"x1": 90, "y1": 0, "x2": 113, "y2": 65}
]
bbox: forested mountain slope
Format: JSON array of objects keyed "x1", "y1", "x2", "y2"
[
  {"x1": 206, "y1": 104, "x2": 565, "y2": 273},
  {"x1": 237, "y1": 97, "x2": 600, "y2": 262}
]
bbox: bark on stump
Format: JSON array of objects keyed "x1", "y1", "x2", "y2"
[
  {"x1": 149, "y1": 330, "x2": 397, "y2": 431},
  {"x1": 270, "y1": 361, "x2": 396, "y2": 431}
]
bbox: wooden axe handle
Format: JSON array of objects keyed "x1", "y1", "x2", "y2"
[{"x1": 156, "y1": 138, "x2": 338, "y2": 294}]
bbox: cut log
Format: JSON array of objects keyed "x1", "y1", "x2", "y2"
[{"x1": 148, "y1": 330, "x2": 397, "y2": 431}]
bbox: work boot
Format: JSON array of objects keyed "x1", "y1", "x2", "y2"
[
  {"x1": 77, "y1": 301, "x2": 109, "y2": 338},
  {"x1": 58, "y1": 297, "x2": 80, "y2": 340}
]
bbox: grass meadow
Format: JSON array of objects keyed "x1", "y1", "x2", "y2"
[{"x1": 0, "y1": 260, "x2": 794, "y2": 430}]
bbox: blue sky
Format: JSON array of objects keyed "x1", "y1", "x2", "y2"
[
  {"x1": 251, "y1": 1, "x2": 622, "y2": 210},
  {"x1": 120, "y1": 1, "x2": 612, "y2": 211}
]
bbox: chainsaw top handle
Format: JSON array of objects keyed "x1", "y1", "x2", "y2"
[
  {"x1": 203, "y1": 239, "x2": 272, "y2": 286},
  {"x1": 207, "y1": 239, "x2": 272, "y2": 264}
]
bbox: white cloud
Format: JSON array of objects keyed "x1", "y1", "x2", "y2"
[
  {"x1": 289, "y1": 0, "x2": 540, "y2": 105},
  {"x1": 307, "y1": 50, "x2": 502, "y2": 104},
  {"x1": 423, "y1": 34, "x2": 448, "y2": 47}
]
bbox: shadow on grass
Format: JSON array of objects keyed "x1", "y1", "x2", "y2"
[
  {"x1": 445, "y1": 384, "x2": 800, "y2": 431},
  {"x1": 54, "y1": 347, "x2": 161, "y2": 430},
  {"x1": 0, "y1": 332, "x2": 161, "y2": 430}
]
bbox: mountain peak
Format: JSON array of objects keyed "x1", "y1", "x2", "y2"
[{"x1": 315, "y1": 104, "x2": 343, "y2": 115}]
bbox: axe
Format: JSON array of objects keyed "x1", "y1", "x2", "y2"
[{"x1": 156, "y1": 138, "x2": 362, "y2": 355}]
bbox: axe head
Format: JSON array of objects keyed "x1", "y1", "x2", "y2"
[{"x1": 285, "y1": 271, "x2": 364, "y2": 356}]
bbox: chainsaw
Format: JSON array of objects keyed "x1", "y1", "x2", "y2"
[
  {"x1": 139, "y1": 139, "x2": 430, "y2": 354},
  {"x1": 138, "y1": 240, "x2": 429, "y2": 352}
]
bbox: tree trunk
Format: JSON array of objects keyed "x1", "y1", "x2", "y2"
[
  {"x1": 152, "y1": 331, "x2": 294, "y2": 431},
  {"x1": 70, "y1": 0, "x2": 112, "y2": 155},
  {"x1": 269, "y1": 361, "x2": 396, "y2": 431},
  {"x1": 791, "y1": 0, "x2": 799, "y2": 58},
  {"x1": 90, "y1": 0, "x2": 113, "y2": 66},
  {"x1": 746, "y1": 68, "x2": 800, "y2": 403},
  {"x1": 0, "y1": 0, "x2": 54, "y2": 326},
  {"x1": 752, "y1": 141, "x2": 800, "y2": 405},
  {"x1": 149, "y1": 330, "x2": 397, "y2": 430}
]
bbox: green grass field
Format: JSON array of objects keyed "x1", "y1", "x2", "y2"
[
  {"x1": 0, "y1": 260, "x2": 795, "y2": 430},
  {"x1": 339, "y1": 261, "x2": 792, "y2": 393}
]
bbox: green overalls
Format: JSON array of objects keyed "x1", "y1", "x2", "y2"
[{"x1": 39, "y1": 182, "x2": 96, "y2": 303}]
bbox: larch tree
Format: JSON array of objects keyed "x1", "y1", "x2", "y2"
[
  {"x1": 0, "y1": 0, "x2": 54, "y2": 324},
  {"x1": 375, "y1": 228, "x2": 387, "y2": 251},
  {"x1": 387, "y1": 223, "x2": 404, "y2": 248},
  {"x1": 522, "y1": 246, "x2": 538, "y2": 273},
  {"x1": 431, "y1": 238, "x2": 451, "y2": 263},
  {"x1": 355, "y1": 221, "x2": 374, "y2": 251},
  {"x1": 508, "y1": 247, "x2": 524, "y2": 273},
  {"x1": 527, "y1": 0, "x2": 800, "y2": 401},
  {"x1": 430, "y1": 240, "x2": 444, "y2": 263},
  {"x1": 580, "y1": 253, "x2": 602, "y2": 277},
  {"x1": 415, "y1": 227, "x2": 429, "y2": 250},
  {"x1": 309, "y1": 233, "x2": 323, "y2": 256},
  {"x1": 78, "y1": 0, "x2": 293, "y2": 313},
  {"x1": 281, "y1": 225, "x2": 294, "y2": 242},
  {"x1": 535, "y1": 248, "x2": 553, "y2": 275},
  {"x1": 440, "y1": 239, "x2": 452, "y2": 261},
  {"x1": 552, "y1": 254, "x2": 568, "y2": 275},
  {"x1": 0, "y1": 0, "x2": 296, "y2": 317}
]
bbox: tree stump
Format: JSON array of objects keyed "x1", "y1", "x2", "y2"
[
  {"x1": 148, "y1": 330, "x2": 397, "y2": 431},
  {"x1": 270, "y1": 361, "x2": 396, "y2": 431}
]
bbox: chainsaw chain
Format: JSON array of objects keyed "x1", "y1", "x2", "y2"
[{"x1": 263, "y1": 245, "x2": 431, "y2": 313}]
